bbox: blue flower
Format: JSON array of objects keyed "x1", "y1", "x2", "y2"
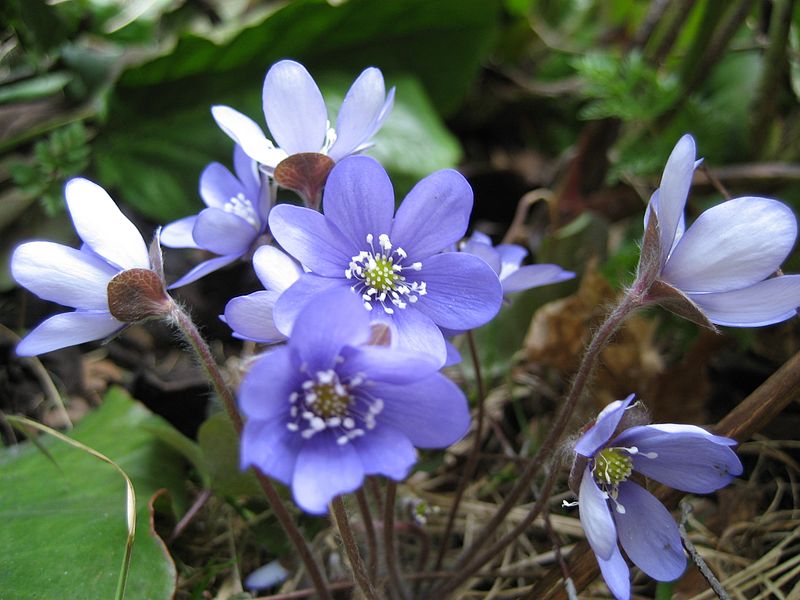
[
  {"x1": 460, "y1": 231, "x2": 575, "y2": 294},
  {"x1": 573, "y1": 395, "x2": 742, "y2": 600},
  {"x1": 238, "y1": 288, "x2": 470, "y2": 514},
  {"x1": 11, "y1": 179, "x2": 160, "y2": 355},
  {"x1": 161, "y1": 146, "x2": 270, "y2": 288},
  {"x1": 642, "y1": 134, "x2": 800, "y2": 327},
  {"x1": 268, "y1": 156, "x2": 503, "y2": 366},
  {"x1": 212, "y1": 60, "x2": 394, "y2": 173}
]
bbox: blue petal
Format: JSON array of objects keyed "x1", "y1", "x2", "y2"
[
  {"x1": 16, "y1": 310, "x2": 122, "y2": 356},
  {"x1": 352, "y1": 424, "x2": 416, "y2": 480},
  {"x1": 411, "y1": 252, "x2": 503, "y2": 330},
  {"x1": 238, "y1": 347, "x2": 300, "y2": 420},
  {"x1": 272, "y1": 274, "x2": 349, "y2": 336},
  {"x1": 612, "y1": 424, "x2": 742, "y2": 493},
  {"x1": 292, "y1": 433, "x2": 364, "y2": 514},
  {"x1": 613, "y1": 482, "x2": 686, "y2": 582},
  {"x1": 654, "y1": 134, "x2": 696, "y2": 267},
  {"x1": 161, "y1": 216, "x2": 199, "y2": 249},
  {"x1": 461, "y1": 235, "x2": 502, "y2": 274},
  {"x1": 211, "y1": 105, "x2": 286, "y2": 167},
  {"x1": 391, "y1": 169, "x2": 473, "y2": 260},
  {"x1": 574, "y1": 394, "x2": 636, "y2": 457},
  {"x1": 200, "y1": 162, "x2": 245, "y2": 210},
  {"x1": 322, "y1": 156, "x2": 395, "y2": 249},
  {"x1": 337, "y1": 345, "x2": 440, "y2": 384},
  {"x1": 501, "y1": 264, "x2": 575, "y2": 294},
  {"x1": 167, "y1": 254, "x2": 240, "y2": 289},
  {"x1": 289, "y1": 288, "x2": 371, "y2": 372},
  {"x1": 388, "y1": 305, "x2": 447, "y2": 366},
  {"x1": 269, "y1": 204, "x2": 355, "y2": 277},
  {"x1": 193, "y1": 207, "x2": 255, "y2": 256},
  {"x1": 233, "y1": 144, "x2": 261, "y2": 201},
  {"x1": 224, "y1": 291, "x2": 284, "y2": 343},
  {"x1": 597, "y1": 544, "x2": 630, "y2": 600},
  {"x1": 252, "y1": 245, "x2": 303, "y2": 293},
  {"x1": 579, "y1": 466, "x2": 617, "y2": 560},
  {"x1": 370, "y1": 373, "x2": 470, "y2": 448},
  {"x1": 241, "y1": 417, "x2": 302, "y2": 486},
  {"x1": 328, "y1": 68, "x2": 390, "y2": 162}
]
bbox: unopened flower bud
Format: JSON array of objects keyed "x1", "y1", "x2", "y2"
[{"x1": 107, "y1": 268, "x2": 172, "y2": 322}]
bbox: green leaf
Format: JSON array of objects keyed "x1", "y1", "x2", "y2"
[
  {"x1": 198, "y1": 412, "x2": 261, "y2": 498},
  {"x1": 0, "y1": 388, "x2": 185, "y2": 600}
]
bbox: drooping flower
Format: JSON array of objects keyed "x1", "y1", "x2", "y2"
[
  {"x1": 571, "y1": 395, "x2": 742, "y2": 600},
  {"x1": 460, "y1": 231, "x2": 575, "y2": 294},
  {"x1": 223, "y1": 245, "x2": 303, "y2": 344},
  {"x1": 161, "y1": 146, "x2": 270, "y2": 288},
  {"x1": 268, "y1": 155, "x2": 504, "y2": 366},
  {"x1": 239, "y1": 288, "x2": 470, "y2": 514},
  {"x1": 11, "y1": 178, "x2": 169, "y2": 355},
  {"x1": 638, "y1": 134, "x2": 800, "y2": 327},
  {"x1": 212, "y1": 60, "x2": 394, "y2": 174}
]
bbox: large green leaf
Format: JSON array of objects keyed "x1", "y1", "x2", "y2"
[{"x1": 0, "y1": 388, "x2": 186, "y2": 600}]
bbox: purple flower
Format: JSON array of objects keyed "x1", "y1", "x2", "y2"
[
  {"x1": 239, "y1": 288, "x2": 470, "y2": 514},
  {"x1": 223, "y1": 245, "x2": 303, "y2": 344},
  {"x1": 573, "y1": 395, "x2": 742, "y2": 600},
  {"x1": 212, "y1": 60, "x2": 395, "y2": 174},
  {"x1": 641, "y1": 134, "x2": 800, "y2": 327},
  {"x1": 268, "y1": 156, "x2": 504, "y2": 366},
  {"x1": 11, "y1": 178, "x2": 163, "y2": 355},
  {"x1": 161, "y1": 146, "x2": 270, "y2": 288},
  {"x1": 460, "y1": 231, "x2": 575, "y2": 294}
]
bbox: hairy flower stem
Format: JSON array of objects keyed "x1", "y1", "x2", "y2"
[
  {"x1": 355, "y1": 489, "x2": 379, "y2": 583},
  {"x1": 384, "y1": 481, "x2": 409, "y2": 600},
  {"x1": 434, "y1": 291, "x2": 642, "y2": 597},
  {"x1": 434, "y1": 330, "x2": 486, "y2": 570},
  {"x1": 168, "y1": 303, "x2": 332, "y2": 600},
  {"x1": 331, "y1": 497, "x2": 379, "y2": 600}
]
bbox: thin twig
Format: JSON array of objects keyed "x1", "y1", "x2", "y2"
[
  {"x1": 384, "y1": 481, "x2": 409, "y2": 600},
  {"x1": 434, "y1": 330, "x2": 487, "y2": 570},
  {"x1": 355, "y1": 489, "x2": 379, "y2": 584},
  {"x1": 169, "y1": 488, "x2": 212, "y2": 543},
  {"x1": 331, "y1": 497, "x2": 379, "y2": 600},
  {"x1": 679, "y1": 501, "x2": 731, "y2": 600}
]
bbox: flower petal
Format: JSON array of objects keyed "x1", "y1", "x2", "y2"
[
  {"x1": 328, "y1": 68, "x2": 389, "y2": 162},
  {"x1": 388, "y1": 306, "x2": 447, "y2": 366},
  {"x1": 16, "y1": 310, "x2": 121, "y2": 356},
  {"x1": 12, "y1": 242, "x2": 117, "y2": 310},
  {"x1": 321, "y1": 156, "x2": 395, "y2": 248},
  {"x1": 338, "y1": 345, "x2": 440, "y2": 384},
  {"x1": 613, "y1": 482, "x2": 686, "y2": 581},
  {"x1": 238, "y1": 347, "x2": 300, "y2": 420},
  {"x1": 688, "y1": 275, "x2": 800, "y2": 327},
  {"x1": 411, "y1": 252, "x2": 503, "y2": 330},
  {"x1": 611, "y1": 425, "x2": 742, "y2": 494},
  {"x1": 269, "y1": 204, "x2": 355, "y2": 277},
  {"x1": 289, "y1": 288, "x2": 371, "y2": 371},
  {"x1": 597, "y1": 545, "x2": 630, "y2": 600},
  {"x1": 352, "y1": 424, "x2": 416, "y2": 480},
  {"x1": 444, "y1": 339, "x2": 462, "y2": 366},
  {"x1": 501, "y1": 264, "x2": 575, "y2": 294},
  {"x1": 461, "y1": 236, "x2": 501, "y2": 274},
  {"x1": 292, "y1": 434, "x2": 364, "y2": 514},
  {"x1": 496, "y1": 244, "x2": 528, "y2": 276},
  {"x1": 391, "y1": 169, "x2": 473, "y2": 259},
  {"x1": 252, "y1": 245, "x2": 303, "y2": 292},
  {"x1": 574, "y1": 394, "x2": 636, "y2": 457},
  {"x1": 211, "y1": 105, "x2": 286, "y2": 167},
  {"x1": 579, "y1": 466, "x2": 617, "y2": 560},
  {"x1": 233, "y1": 144, "x2": 261, "y2": 200},
  {"x1": 160, "y1": 216, "x2": 199, "y2": 249},
  {"x1": 272, "y1": 274, "x2": 349, "y2": 335},
  {"x1": 200, "y1": 162, "x2": 247, "y2": 210},
  {"x1": 64, "y1": 178, "x2": 149, "y2": 270},
  {"x1": 167, "y1": 254, "x2": 240, "y2": 289},
  {"x1": 224, "y1": 291, "x2": 284, "y2": 343},
  {"x1": 654, "y1": 134, "x2": 695, "y2": 266},
  {"x1": 662, "y1": 197, "x2": 797, "y2": 293},
  {"x1": 192, "y1": 207, "x2": 255, "y2": 256},
  {"x1": 263, "y1": 60, "x2": 328, "y2": 155},
  {"x1": 370, "y1": 373, "x2": 469, "y2": 448},
  {"x1": 241, "y1": 417, "x2": 302, "y2": 486}
]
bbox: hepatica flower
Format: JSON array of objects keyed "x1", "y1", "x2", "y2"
[
  {"x1": 268, "y1": 156, "x2": 503, "y2": 365},
  {"x1": 11, "y1": 179, "x2": 168, "y2": 355},
  {"x1": 573, "y1": 395, "x2": 742, "y2": 600},
  {"x1": 212, "y1": 60, "x2": 394, "y2": 174},
  {"x1": 239, "y1": 288, "x2": 470, "y2": 514},
  {"x1": 639, "y1": 134, "x2": 800, "y2": 327},
  {"x1": 461, "y1": 231, "x2": 575, "y2": 295},
  {"x1": 161, "y1": 146, "x2": 269, "y2": 288}
]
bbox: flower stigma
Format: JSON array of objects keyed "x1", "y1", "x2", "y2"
[
  {"x1": 287, "y1": 365, "x2": 384, "y2": 445},
  {"x1": 345, "y1": 233, "x2": 427, "y2": 314}
]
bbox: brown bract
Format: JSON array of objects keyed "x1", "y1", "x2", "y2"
[
  {"x1": 274, "y1": 152, "x2": 335, "y2": 209},
  {"x1": 107, "y1": 268, "x2": 171, "y2": 323}
]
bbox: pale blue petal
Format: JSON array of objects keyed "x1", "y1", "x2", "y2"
[
  {"x1": 292, "y1": 434, "x2": 364, "y2": 514},
  {"x1": 655, "y1": 134, "x2": 695, "y2": 267},
  {"x1": 328, "y1": 68, "x2": 389, "y2": 162},
  {"x1": 252, "y1": 245, "x2": 303, "y2": 292},
  {"x1": 688, "y1": 275, "x2": 800, "y2": 327},
  {"x1": 16, "y1": 310, "x2": 121, "y2": 356},
  {"x1": 338, "y1": 345, "x2": 440, "y2": 384},
  {"x1": 241, "y1": 417, "x2": 302, "y2": 486},
  {"x1": 160, "y1": 216, "x2": 200, "y2": 249},
  {"x1": 352, "y1": 424, "x2": 416, "y2": 480},
  {"x1": 501, "y1": 264, "x2": 575, "y2": 294},
  {"x1": 574, "y1": 395, "x2": 636, "y2": 457},
  {"x1": 192, "y1": 207, "x2": 255, "y2": 256},
  {"x1": 211, "y1": 105, "x2": 286, "y2": 168},
  {"x1": 224, "y1": 291, "x2": 284, "y2": 343},
  {"x1": 167, "y1": 254, "x2": 240, "y2": 289},
  {"x1": 272, "y1": 274, "x2": 348, "y2": 336},
  {"x1": 597, "y1": 545, "x2": 630, "y2": 600},
  {"x1": 238, "y1": 347, "x2": 301, "y2": 420},
  {"x1": 579, "y1": 466, "x2": 617, "y2": 560},
  {"x1": 388, "y1": 305, "x2": 447, "y2": 366},
  {"x1": 199, "y1": 162, "x2": 244, "y2": 209}
]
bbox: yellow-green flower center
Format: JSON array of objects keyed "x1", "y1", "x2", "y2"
[
  {"x1": 364, "y1": 255, "x2": 399, "y2": 291},
  {"x1": 593, "y1": 448, "x2": 633, "y2": 486},
  {"x1": 310, "y1": 382, "x2": 350, "y2": 418}
]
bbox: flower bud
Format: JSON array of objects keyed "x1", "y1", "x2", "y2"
[
  {"x1": 274, "y1": 152, "x2": 335, "y2": 209},
  {"x1": 107, "y1": 268, "x2": 172, "y2": 322}
]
